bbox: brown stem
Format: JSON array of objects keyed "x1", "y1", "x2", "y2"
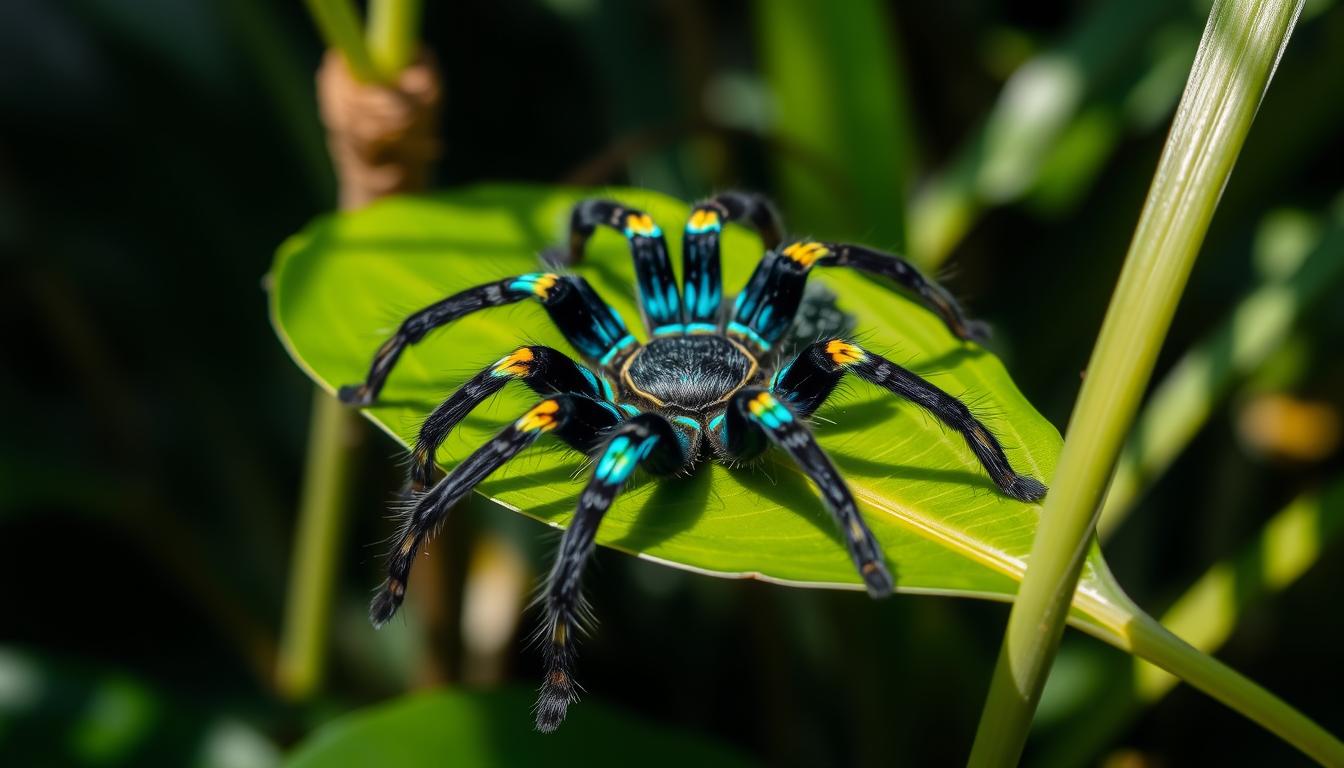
[
  {"x1": 279, "y1": 47, "x2": 449, "y2": 700},
  {"x1": 316, "y1": 49, "x2": 442, "y2": 210}
]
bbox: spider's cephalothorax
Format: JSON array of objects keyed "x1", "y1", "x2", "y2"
[
  {"x1": 622, "y1": 334, "x2": 757, "y2": 412},
  {"x1": 339, "y1": 191, "x2": 1047, "y2": 733}
]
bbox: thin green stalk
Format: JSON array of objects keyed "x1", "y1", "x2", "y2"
[
  {"x1": 1136, "y1": 478, "x2": 1344, "y2": 698},
  {"x1": 1099, "y1": 206, "x2": 1344, "y2": 537},
  {"x1": 968, "y1": 1, "x2": 1305, "y2": 765},
  {"x1": 303, "y1": 0, "x2": 379, "y2": 82},
  {"x1": 276, "y1": 391, "x2": 361, "y2": 699},
  {"x1": 1125, "y1": 608, "x2": 1343, "y2": 766},
  {"x1": 367, "y1": 0, "x2": 424, "y2": 81},
  {"x1": 1038, "y1": 478, "x2": 1344, "y2": 767}
]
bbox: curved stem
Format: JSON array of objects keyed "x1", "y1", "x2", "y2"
[
  {"x1": 1126, "y1": 610, "x2": 1344, "y2": 766},
  {"x1": 968, "y1": 1, "x2": 1306, "y2": 764}
]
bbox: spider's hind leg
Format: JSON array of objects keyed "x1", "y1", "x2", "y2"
[
  {"x1": 535, "y1": 413, "x2": 687, "y2": 732},
  {"x1": 370, "y1": 394, "x2": 620, "y2": 627}
]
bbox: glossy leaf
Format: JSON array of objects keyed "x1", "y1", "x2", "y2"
[
  {"x1": 284, "y1": 688, "x2": 753, "y2": 768},
  {"x1": 269, "y1": 184, "x2": 1134, "y2": 637}
]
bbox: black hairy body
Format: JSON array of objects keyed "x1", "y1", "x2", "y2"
[
  {"x1": 339, "y1": 191, "x2": 1047, "y2": 733},
  {"x1": 622, "y1": 335, "x2": 757, "y2": 412}
]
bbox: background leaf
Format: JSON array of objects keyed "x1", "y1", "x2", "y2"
[{"x1": 284, "y1": 688, "x2": 753, "y2": 768}]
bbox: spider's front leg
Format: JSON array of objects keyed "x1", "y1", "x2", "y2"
[
  {"x1": 536, "y1": 413, "x2": 687, "y2": 733},
  {"x1": 773, "y1": 339, "x2": 1048, "y2": 502},
  {"x1": 406, "y1": 345, "x2": 615, "y2": 491},
  {"x1": 339, "y1": 273, "x2": 633, "y2": 406},
  {"x1": 369, "y1": 394, "x2": 620, "y2": 627},
  {"x1": 717, "y1": 387, "x2": 895, "y2": 596},
  {"x1": 680, "y1": 192, "x2": 783, "y2": 329},
  {"x1": 545, "y1": 199, "x2": 684, "y2": 336}
]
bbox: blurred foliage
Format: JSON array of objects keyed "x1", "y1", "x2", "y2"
[
  {"x1": 1, "y1": 0, "x2": 1341, "y2": 766},
  {"x1": 285, "y1": 688, "x2": 753, "y2": 767}
]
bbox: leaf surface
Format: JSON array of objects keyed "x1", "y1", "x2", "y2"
[{"x1": 269, "y1": 184, "x2": 1131, "y2": 639}]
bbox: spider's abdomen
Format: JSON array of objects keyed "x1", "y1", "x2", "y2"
[{"x1": 621, "y1": 335, "x2": 757, "y2": 411}]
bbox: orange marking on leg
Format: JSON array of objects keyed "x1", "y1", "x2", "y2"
[
  {"x1": 531, "y1": 273, "x2": 559, "y2": 299},
  {"x1": 516, "y1": 399, "x2": 561, "y2": 432},
  {"x1": 782, "y1": 242, "x2": 830, "y2": 267},
  {"x1": 824, "y1": 339, "x2": 867, "y2": 366},
  {"x1": 624, "y1": 213, "x2": 658, "y2": 236},
  {"x1": 688, "y1": 208, "x2": 720, "y2": 230},
  {"x1": 492, "y1": 347, "x2": 535, "y2": 377},
  {"x1": 748, "y1": 391, "x2": 777, "y2": 417}
]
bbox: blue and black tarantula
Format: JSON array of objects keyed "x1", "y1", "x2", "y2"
[{"x1": 339, "y1": 192, "x2": 1047, "y2": 732}]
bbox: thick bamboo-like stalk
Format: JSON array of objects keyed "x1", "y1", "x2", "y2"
[{"x1": 967, "y1": 0, "x2": 1308, "y2": 764}]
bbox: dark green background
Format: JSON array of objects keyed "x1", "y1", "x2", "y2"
[{"x1": 1, "y1": 1, "x2": 1341, "y2": 766}]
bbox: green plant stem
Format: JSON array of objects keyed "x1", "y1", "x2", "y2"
[
  {"x1": 967, "y1": 1, "x2": 1305, "y2": 765},
  {"x1": 367, "y1": 0, "x2": 423, "y2": 80},
  {"x1": 1040, "y1": 479, "x2": 1344, "y2": 766},
  {"x1": 1137, "y1": 481, "x2": 1344, "y2": 700},
  {"x1": 276, "y1": 391, "x2": 361, "y2": 699},
  {"x1": 1126, "y1": 607, "x2": 1344, "y2": 766},
  {"x1": 303, "y1": 0, "x2": 379, "y2": 82}
]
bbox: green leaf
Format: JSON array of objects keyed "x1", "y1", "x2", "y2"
[
  {"x1": 272, "y1": 184, "x2": 1344, "y2": 760},
  {"x1": 268, "y1": 184, "x2": 1123, "y2": 617},
  {"x1": 284, "y1": 688, "x2": 754, "y2": 768}
]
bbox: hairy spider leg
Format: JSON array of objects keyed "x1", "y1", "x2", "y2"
[
  {"x1": 720, "y1": 387, "x2": 894, "y2": 597},
  {"x1": 407, "y1": 345, "x2": 618, "y2": 491},
  {"x1": 681, "y1": 192, "x2": 784, "y2": 330},
  {"x1": 726, "y1": 240, "x2": 988, "y2": 354},
  {"x1": 772, "y1": 339, "x2": 1048, "y2": 502},
  {"x1": 369, "y1": 395, "x2": 621, "y2": 627},
  {"x1": 339, "y1": 274, "x2": 634, "y2": 406},
  {"x1": 536, "y1": 413, "x2": 687, "y2": 733},
  {"x1": 547, "y1": 199, "x2": 683, "y2": 336},
  {"x1": 824, "y1": 243, "x2": 990, "y2": 342}
]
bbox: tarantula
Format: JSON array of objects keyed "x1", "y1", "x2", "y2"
[{"x1": 338, "y1": 192, "x2": 1047, "y2": 732}]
